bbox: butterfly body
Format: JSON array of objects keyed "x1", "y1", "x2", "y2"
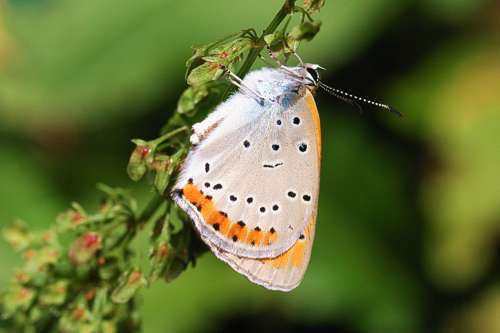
[{"x1": 172, "y1": 65, "x2": 321, "y2": 291}]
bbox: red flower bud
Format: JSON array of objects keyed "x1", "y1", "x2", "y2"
[
  {"x1": 68, "y1": 232, "x2": 102, "y2": 265},
  {"x1": 139, "y1": 146, "x2": 150, "y2": 158}
]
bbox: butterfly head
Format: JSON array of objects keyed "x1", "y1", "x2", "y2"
[
  {"x1": 283, "y1": 63, "x2": 325, "y2": 90},
  {"x1": 240, "y1": 64, "x2": 325, "y2": 108},
  {"x1": 301, "y1": 63, "x2": 325, "y2": 87},
  {"x1": 288, "y1": 63, "x2": 402, "y2": 117}
]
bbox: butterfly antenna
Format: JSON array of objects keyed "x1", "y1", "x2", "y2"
[{"x1": 318, "y1": 81, "x2": 402, "y2": 117}]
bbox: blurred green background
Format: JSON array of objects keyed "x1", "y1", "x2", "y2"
[{"x1": 1, "y1": 0, "x2": 500, "y2": 332}]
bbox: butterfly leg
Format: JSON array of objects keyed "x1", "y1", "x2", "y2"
[
  {"x1": 265, "y1": 46, "x2": 305, "y2": 81},
  {"x1": 266, "y1": 46, "x2": 285, "y2": 67},
  {"x1": 221, "y1": 66, "x2": 266, "y2": 105}
]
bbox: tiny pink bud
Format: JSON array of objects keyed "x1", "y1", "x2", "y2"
[
  {"x1": 128, "y1": 271, "x2": 142, "y2": 285},
  {"x1": 82, "y1": 233, "x2": 100, "y2": 248},
  {"x1": 138, "y1": 146, "x2": 150, "y2": 158},
  {"x1": 69, "y1": 232, "x2": 102, "y2": 265},
  {"x1": 23, "y1": 250, "x2": 35, "y2": 261}
]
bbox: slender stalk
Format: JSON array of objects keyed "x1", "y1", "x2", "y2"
[
  {"x1": 151, "y1": 126, "x2": 189, "y2": 146},
  {"x1": 236, "y1": 0, "x2": 296, "y2": 78}
]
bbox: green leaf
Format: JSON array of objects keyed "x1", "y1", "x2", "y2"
[
  {"x1": 168, "y1": 205, "x2": 184, "y2": 235},
  {"x1": 152, "y1": 157, "x2": 171, "y2": 194},
  {"x1": 185, "y1": 46, "x2": 209, "y2": 80},
  {"x1": 186, "y1": 36, "x2": 254, "y2": 87},
  {"x1": 203, "y1": 37, "x2": 253, "y2": 65},
  {"x1": 127, "y1": 140, "x2": 152, "y2": 182},
  {"x1": 162, "y1": 220, "x2": 192, "y2": 283},
  {"x1": 185, "y1": 32, "x2": 253, "y2": 79},
  {"x1": 176, "y1": 86, "x2": 210, "y2": 115},
  {"x1": 148, "y1": 241, "x2": 172, "y2": 283},
  {"x1": 148, "y1": 207, "x2": 173, "y2": 283},
  {"x1": 186, "y1": 62, "x2": 224, "y2": 86}
]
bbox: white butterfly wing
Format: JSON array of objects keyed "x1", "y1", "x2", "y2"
[{"x1": 173, "y1": 89, "x2": 321, "y2": 262}]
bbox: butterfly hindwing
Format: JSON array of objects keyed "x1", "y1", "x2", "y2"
[{"x1": 208, "y1": 215, "x2": 317, "y2": 291}]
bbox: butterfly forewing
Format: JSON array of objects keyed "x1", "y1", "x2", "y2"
[{"x1": 173, "y1": 91, "x2": 320, "y2": 259}]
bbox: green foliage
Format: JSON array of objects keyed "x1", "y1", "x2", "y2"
[
  {"x1": 0, "y1": 1, "x2": 324, "y2": 332},
  {"x1": 2, "y1": 1, "x2": 500, "y2": 332}
]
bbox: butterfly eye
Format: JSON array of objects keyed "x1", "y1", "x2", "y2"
[{"x1": 306, "y1": 67, "x2": 319, "y2": 84}]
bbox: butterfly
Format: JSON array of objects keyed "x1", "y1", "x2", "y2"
[{"x1": 172, "y1": 62, "x2": 400, "y2": 291}]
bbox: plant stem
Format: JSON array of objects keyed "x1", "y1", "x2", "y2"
[
  {"x1": 151, "y1": 126, "x2": 189, "y2": 147},
  {"x1": 236, "y1": 0, "x2": 296, "y2": 78}
]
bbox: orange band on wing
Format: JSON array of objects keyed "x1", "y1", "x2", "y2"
[
  {"x1": 261, "y1": 238, "x2": 306, "y2": 268},
  {"x1": 181, "y1": 182, "x2": 278, "y2": 245},
  {"x1": 246, "y1": 229, "x2": 263, "y2": 246},
  {"x1": 260, "y1": 216, "x2": 315, "y2": 268},
  {"x1": 263, "y1": 229, "x2": 278, "y2": 246},
  {"x1": 228, "y1": 222, "x2": 249, "y2": 243}
]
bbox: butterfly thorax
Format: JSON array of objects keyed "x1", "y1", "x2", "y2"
[{"x1": 242, "y1": 67, "x2": 314, "y2": 108}]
